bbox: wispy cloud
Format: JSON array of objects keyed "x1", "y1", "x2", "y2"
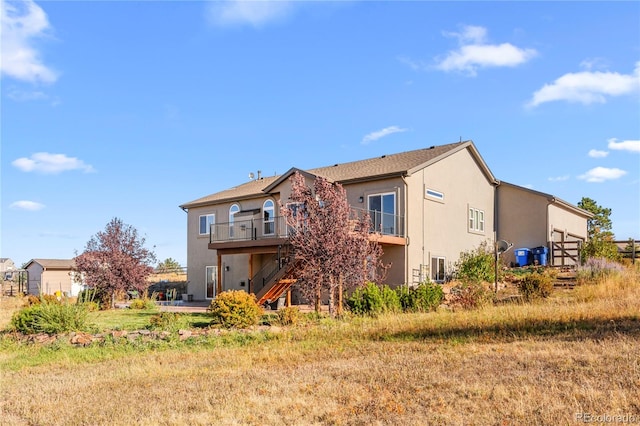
[
  {"x1": 362, "y1": 126, "x2": 408, "y2": 145},
  {"x1": 12, "y1": 152, "x2": 95, "y2": 174},
  {"x1": 548, "y1": 175, "x2": 570, "y2": 182},
  {"x1": 0, "y1": 0, "x2": 58, "y2": 83},
  {"x1": 608, "y1": 138, "x2": 640, "y2": 153},
  {"x1": 528, "y1": 62, "x2": 640, "y2": 107},
  {"x1": 431, "y1": 25, "x2": 537, "y2": 76},
  {"x1": 578, "y1": 167, "x2": 627, "y2": 183},
  {"x1": 588, "y1": 149, "x2": 609, "y2": 158},
  {"x1": 206, "y1": 0, "x2": 294, "y2": 28},
  {"x1": 10, "y1": 200, "x2": 45, "y2": 211}
]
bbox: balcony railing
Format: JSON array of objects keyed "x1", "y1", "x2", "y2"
[{"x1": 209, "y1": 208, "x2": 405, "y2": 244}]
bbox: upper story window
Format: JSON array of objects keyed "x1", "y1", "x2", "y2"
[
  {"x1": 199, "y1": 214, "x2": 215, "y2": 235},
  {"x1": 425, "y1": 188, "x2": 444, "y2": 201},
  {"x1": 368, "y1": 192, "x2": 396, "y2": 235},
  {"x1": 229, "y1": 204, "x2": 240, "y2": 237},
  {"x1": 263, "y1": 199, "x2": 275, "y2": 235},
  {"x1": 468, "y1": 207, "x2": 485, "y2": 233}
]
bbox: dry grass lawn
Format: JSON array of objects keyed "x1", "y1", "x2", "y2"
[{"x1": 1, "y1": 269, "x2": 639, "y2": 425}]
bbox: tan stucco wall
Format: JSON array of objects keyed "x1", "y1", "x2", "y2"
[
  {"x1": 496, "y1": 184, "x2": 588, "y2": 266},
  {"x1": 405, "y1": 148, "x2": 496, "y2": 281},
  {"x1": 27, "y1": 264, "x2": 75, "y2": 296}
]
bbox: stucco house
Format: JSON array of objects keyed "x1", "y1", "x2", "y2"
[
  {"x1": 0, "y1": 258, "x2": 16, "y2": 278},
  {"x1": 24, "y1": 259, "x2": 84, "y2": 297},
  {"x1": 180, "y1": 140, "x2": 590, "y2": 303}
]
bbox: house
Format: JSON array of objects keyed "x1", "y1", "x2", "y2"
[
  {"x1": 24, "y1": 259, "x2": 84, "y2": 297},
  {"x1": 0, "y1": 258, "x2": 16, "y2": 279},
  {"x1": 180, "y1": 140, "x2": 590, "y2": 303}
]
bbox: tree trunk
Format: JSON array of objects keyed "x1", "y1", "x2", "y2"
[
  {"x1": 315, "y1": 286, "x2": 321, "y2": 313},
  {"x1": 337, "y1": 276, "x2": 343, "y2": 316}
]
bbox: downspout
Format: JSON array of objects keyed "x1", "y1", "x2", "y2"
[{"x1": 401, "y1": 174, "x2": 410, "y2": 285}]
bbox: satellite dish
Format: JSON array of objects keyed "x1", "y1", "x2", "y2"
[
  {"x1": 249, "y1": 172, "x2": 255, "y2": 180},
  {"x1": 497, "y1": 240, "x2": 513, "y2": 254}
]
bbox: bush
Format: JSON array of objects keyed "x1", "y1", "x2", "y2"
[
  {"x1": 77, "y1": 288, "x2": 110, "y2": 310},
  {"x1": 277, "y1": 307, "x2": 304, "y2": 326},
  {"x1": 208, "y1": 290, "x2": 263, "y2": 329},
  {"x1": 576, "y1": 257, "x2": 625, "y2": 285},
  {"x1": 397, "y1": 281, "x2": 444, "y2": 312},
  {"x1": 11, "y1": 301, "x2": 89, "y2": 335},
  {"x1": 129, "y1": 298, "x2": 157, "y2": 310},
  {"x1": 24, "y1": 294, "x2": 59, "y2": 306},
  {"x1": 453, "y1": 241, "x2": 497, "y2": 284},
  {"x1": 148, "y1": 312, "x2": 187, "y2": 331},
  {"x1": 449, "y1": 282, "x2": 494, "y2": 310},
  {"x1": 518, "y1": 272, "x2": 553, "y2": 301},
  {"x1": 347, "y1": 282, "x2": 399, "y2": 316}
]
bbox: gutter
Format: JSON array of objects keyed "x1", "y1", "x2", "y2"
[{"x1": 401, "y1": 174, "x2": 410, "y2": 285}]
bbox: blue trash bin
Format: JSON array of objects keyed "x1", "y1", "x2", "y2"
[
  {"x1": 532, "y1": 246, "x2": 549, "y2": 266},
  {"x1": 515, "y1": 248, "x2": 532, "y2": 267}
]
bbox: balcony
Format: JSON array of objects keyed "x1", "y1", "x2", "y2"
[{"x1": 209, "y1": 208, "x2": 405, "y2": 247}]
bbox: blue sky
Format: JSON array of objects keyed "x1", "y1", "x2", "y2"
[{"x1": 2, "y1": 0, "x2": 639, "y2": 268}]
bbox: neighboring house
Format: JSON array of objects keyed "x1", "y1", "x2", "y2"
[
  {"x1": 0, "y1": 258, "x2": 16, "y2": 279},
  {"x1": 180, "y1": 140, "x2": 590, "y2": 303},
  {"x1": 24, "y1": 259, "x2": 84, "y2": 297}
]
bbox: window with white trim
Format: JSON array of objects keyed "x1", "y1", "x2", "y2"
[
  {"x1": 229, "y1": 204, "x2": 240, "y2": 238},
  {"x1": 425, "y1": 188, "x2": 444, "y2": 201},
  {"x1": 368, "y1": 192, "x2": 396, "y2": 235},
  {"x1": 199, "y1": 214, "x2": 215, "y2": 235},
  {"x1": 468, "y1": 207, "x2": 485, "y2": 233},
  {"x1": 431, "y1": 257, "x2": 446, "y2": 282},
  {"x1": 263, "y1": 199, "x2": 275, "y2": 235}
]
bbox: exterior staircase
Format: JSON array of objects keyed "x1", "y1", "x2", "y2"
[{"x1": 252, "y1": 245, "x2": 298, "y2": 306}]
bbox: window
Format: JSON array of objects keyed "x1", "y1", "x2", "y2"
[
  {"x1": 199, "y1": 214, "x2": 215, "y2": 235},
  {"x1": 468, "y1": 207, "x2": 484, "y2": 233},
  {"x1": 229, "y1": 204, "x2": 240, "y2": 238},
  {"x1": 368, "y1": 192, "x2": 396, "y2": 235},
  {"x1": 205, "y1": 266, "x2": 217, "y2": 299},
  {"x1": 431, "y1": 257, "x2": 446, "y2": 282},
  {"x1": 425, "y1": 188, "x2": 444, "y2": 201},
  {"x1": 263, "y1": 199, "x2": 275, "y2": 235},
  {"x1": 286, "y1": 202, "x2": 307, "y2": 234}
]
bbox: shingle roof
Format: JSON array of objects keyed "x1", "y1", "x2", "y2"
[
  {"x1": 180, "y1": 141, "x2": 479, "y2": 209},
  {"x1": 27, "y1": 259, "x2": 76, "y2": 269}
]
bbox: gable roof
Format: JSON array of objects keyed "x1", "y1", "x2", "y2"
[
  {"x1": 25, "y1": 259, "x2": 76, "y2": 270},
  {"x1": 180, "y1": 140, "x2": 497, "y2": 209},
  {"x1": 498, "y1": 181, "x2": 593, "y2": 218}
]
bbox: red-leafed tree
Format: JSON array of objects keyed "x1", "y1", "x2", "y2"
[
  {"x1": 74, "y1": 217, "x2": 156, "y2": 308},
  {"x1": 281, "y1": 172, "x2": 387, "y2": 316}
]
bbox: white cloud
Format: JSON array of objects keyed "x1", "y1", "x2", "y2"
[
  {"x1": 12, "y1": 152, "x2": 95, "y2": 174},
  {"x1": 433, "y1": 25, "x2": 537, "y2": 76},
  {"x1": 608, "y1": 138, "x2": 640, "y2": 153},
  {"x1": 528, "y1": 62, "x2": 640, "y2": 107},
  {"x1": 1, "y1": 0, "x2": 57, "y2": 83},
  {"x1": 362, "y1": 126, "x2": 408, "y2": 145},
  {"x1": 548, "y1": 175, "x2": 570, "y2": 182},
  {"x1": 588, "y1": 149, "x2": 609, "y2": 158},
  {"x1": 206, "y1": 0, "x2": 293, "y2": 27},
  {"x1": 10, "y1": 200, "x2": 45, "y2": 211},
  {"x1": 578, "y1": 167, "x2": 627, "y2": 183}
]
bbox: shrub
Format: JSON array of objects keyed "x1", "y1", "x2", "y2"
[
  {"x1": 397, "y1": 281, "x2": 444, "y2": 312},
  {"x1": 148, "y1": 312, "x2": 186, "y2": 331},
  {"x1": 208, "y1": 290, "x2": 263, "y2": 329},
  {"x1": 129, "y1": 298, "x2": 157, "y2": 310},
  {"x1": 518, "y1": 272, "x2": 553, "y2": 301},
  {"x1": 576, "y1": 257, "x2": 625, "y2": 285},
  {"x1": 449, "y1": 282, "x2": 494, "y2": 310},
  {"x1": 453, "y1": 241, "x2": 497, "y2": 284},
  {"x1": 24, "y1": 294, "x2": 59, "y2": 306},
  {"x1": 347, "y1": 282, "x2": 399, "y2": 316},
  {"x1": 11, "y1": 301, "x2": 88, "y2": 335},
  {"x1": 277, "y1": 307, "x2": 304, "y2": 326},
  {"x1": 77, "y1": 288, "x2": 110, "y2": 310}
]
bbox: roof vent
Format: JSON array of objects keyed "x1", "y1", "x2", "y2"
[
  {"x1": 334, "y1": 164, "x2": 338, "y2": 167},
  {"x1": 429, "y1": 146, "x2": 435, "y2": 149},
  {"x1": 381, "y1": 155, "x2": 386, "y2": 158}
]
